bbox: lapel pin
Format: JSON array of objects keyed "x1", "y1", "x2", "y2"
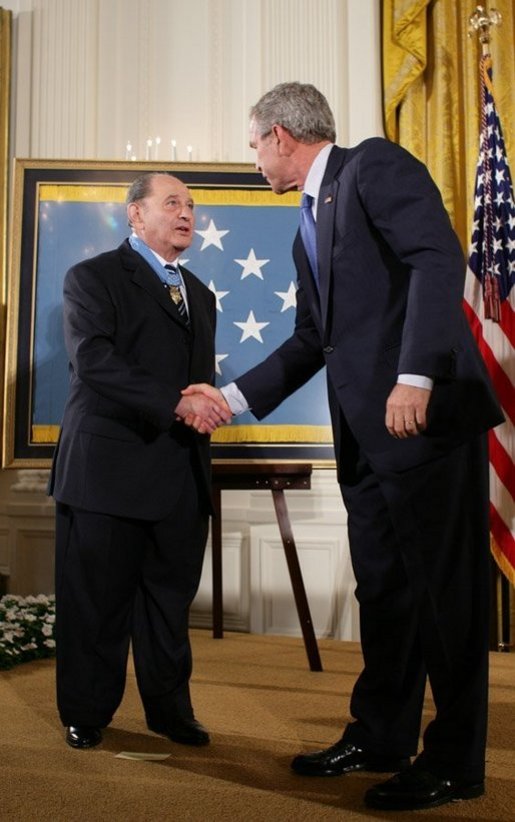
[{"x1": 324, "y1": 195, "x2": 333, "y2": 204}]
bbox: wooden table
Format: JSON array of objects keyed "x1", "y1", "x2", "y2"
[{"x1": 211, "y1": 462, "x2": 322, "y2": 671}]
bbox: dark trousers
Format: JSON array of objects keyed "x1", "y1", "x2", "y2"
[
  {"x1": 54, "y1": 465, "x2": 209, "y2": 728},
  {"x1": 340, "y1": 435, "x2": 490, "y2": 782}
]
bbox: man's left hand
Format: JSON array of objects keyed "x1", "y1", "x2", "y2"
[{"x1": 385, "y1": 384, "x2": 431, "y2": 439}]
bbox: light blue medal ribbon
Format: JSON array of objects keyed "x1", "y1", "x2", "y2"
[
  {"x1": 128, "y1": 234, "x2": 183, "y2": 289},
  {"x1": 128, "y1": 234, "x2": 189, "y2": 322}
]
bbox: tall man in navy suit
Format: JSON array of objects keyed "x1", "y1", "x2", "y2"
[
  {"x1": 49, "y1": 172, "x2": 230, "y2": 751},
  {"x1": 183, "y1": 83, "x2": 503, "y2": 810}
]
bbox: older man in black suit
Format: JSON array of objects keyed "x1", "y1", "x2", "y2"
[
  {"x1": 183, "y1": 83, "x2": 503, "y2": 810},
  {"x1": 49, "y1": 172, "x2": 230, "y2": 751}
]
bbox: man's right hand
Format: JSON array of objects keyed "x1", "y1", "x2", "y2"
[{"x1": 175, "y1": 384, "x2": 232, "y2": 435}]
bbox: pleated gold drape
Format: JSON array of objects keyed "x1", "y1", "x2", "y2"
[{"x1": 382, "y1": 0, "x2": 515, "y2": 253}]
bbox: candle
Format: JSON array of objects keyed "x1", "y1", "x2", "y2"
[
  {"x1": 145, "y1": 138, "x2": 153, "y2": 161},
  {"x1": 154, "y1": 136, "x2": 161, "y2": 160},
  {"x1": 171, "y1": 139, "x2": 177, "y2": 161},
  {"x1": 125, "y1": 141, "x2": 132, "y2": 161},
  {"x1": 187, "y1": 145, "x2": 193, "y2": 162}
]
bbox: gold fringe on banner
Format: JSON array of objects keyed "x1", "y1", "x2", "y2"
[
  {"x1": 32, "y1": 424, "x2": 333, "y2": 445},
  {"x1": 39, "y1": 185, "x2": 300, "y2": 208},
  {"x1": 31, "y1": 425, "x2": 60, "y2": 443},
  {"x1": 39, "y1": 185, "x2": 128, "y2": 202},
  {"x1": 211, "y1": 425, "x2": 333, "y2": 444}
]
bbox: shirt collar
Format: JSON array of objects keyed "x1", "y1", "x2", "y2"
[
  {"x1": 150, "y1": 248, "x2": 181, "y2": 269},
  {"x1": 303, "y1": 143, "x2": 334, "y2": 205}
]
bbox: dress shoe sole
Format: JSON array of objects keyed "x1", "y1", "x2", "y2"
[{"x1": 365, "y1": 781, "x2": 485, "y2": 810}]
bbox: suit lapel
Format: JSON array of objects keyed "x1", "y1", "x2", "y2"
[
  {"x1": 293, "y1": 231, "x2": 323, "y2": 331},
  {"x1": 317, "y1": 181, "x2": 338, "y2": 328},
  {"x1": 119, "y1": 240, "x2": 190, "y2": 330}
]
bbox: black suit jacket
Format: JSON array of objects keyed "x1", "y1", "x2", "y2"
[
  {"x1": 49, "y1": 239, "x2": 216, "y2": 519},
  {"x1": 236, "y1": 140, "x2": 503, "y2": 474}
]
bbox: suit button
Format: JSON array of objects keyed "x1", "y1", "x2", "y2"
[{"x1": 323, "y1": 345, "x2": 334, "y2": 354}]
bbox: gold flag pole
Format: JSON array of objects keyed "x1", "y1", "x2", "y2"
[{"x1": 468, "y1": 5, "x2": 511, "y2": 653}]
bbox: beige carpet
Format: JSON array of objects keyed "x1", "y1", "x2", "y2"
[{"x1": 1, "y1": 630, "x2": 514, "y2": 821}]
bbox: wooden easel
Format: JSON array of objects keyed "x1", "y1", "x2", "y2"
[{"x1": 211, "y1": 462, "x2": 323, "y2": 671}]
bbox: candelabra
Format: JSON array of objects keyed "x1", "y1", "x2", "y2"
[{"x1": 124, "y1": 138, "x2": 194, "y2": 162}]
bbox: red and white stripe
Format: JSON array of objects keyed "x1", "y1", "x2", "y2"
[{"x1": 464, "y1": 273, "x2": 515, "y2": 584}]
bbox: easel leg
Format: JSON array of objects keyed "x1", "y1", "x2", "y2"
[
  {"x1": 211, "y1": 487, "x2": 223, "y2": 638},
  {"x1": 271, "y1": 488, "x2": 323, "y2": 671}
]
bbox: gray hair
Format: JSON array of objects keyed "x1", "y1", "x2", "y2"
[
  {"x1": 250, "y1": 82, "x2": 336, "y2": 144},
  {"x1": 126, "y1": 171, "x2": 176, "y2": 207},
  {"x1": 126, "y1": 171, "x2": 176, "y2": 228}
]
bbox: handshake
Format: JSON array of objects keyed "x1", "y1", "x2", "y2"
[{"x1": 175, "y1": 383, "x2": 233, "y2": 435}]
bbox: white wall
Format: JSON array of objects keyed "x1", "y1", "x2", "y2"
[
  {"x1": 7, "y1": 0, "x2": 383, "y2": 161},
  {"x1": 1, "y1": 0, "x2": 384, "y2": 641}
]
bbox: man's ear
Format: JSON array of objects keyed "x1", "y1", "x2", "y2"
[
  {"x1": 127, "y1": 202, "x2": 141, "y2": 228},
  {"x1": 272, "y1": 124, "x2": 295, "y2": 156}
]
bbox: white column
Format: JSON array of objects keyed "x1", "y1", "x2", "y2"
[
  {"x1": 260, "y1": 0, "x2": 347, "y2": 145},
  {"x1": 344, "y1": 0, "x2": 384, "y2": 144},
  {"x1": 6, "y1": 0, "x2": 385, "y2": 162},
  {"x1": 30, "y1": 0, "x2": 99, "y2": 158}
]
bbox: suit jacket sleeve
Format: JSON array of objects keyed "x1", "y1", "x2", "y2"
[{"x1": 356, "y1": 139, "x2": 466, "y2": 378}]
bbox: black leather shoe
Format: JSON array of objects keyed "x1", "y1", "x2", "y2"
[
  {"x1": 66, "y1": 725, "x2": 102, "y2": 749},
  {"x1": 291, "y1": 739, "x2": 410, "y2": 777},
  {"x1": 148, "y1": 717, "x2": 210, "y2": 746},
  {"x1": 365, "y1": 767, "x2": 485, "y2": 810}
]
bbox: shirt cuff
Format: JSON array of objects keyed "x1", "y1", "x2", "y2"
[
  {"x1": 220, "y1": 382, "x2": 250, "y2": 415},
  {"x1": 397, "y1": 373, "x2": 434, "y2": 390}
]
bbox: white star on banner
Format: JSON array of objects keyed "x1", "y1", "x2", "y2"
[
  {"x1": 234, "y1": 248, "x2": 270, "y2": 280},
  {"x1": 274, "y1": 281, "x2": 297, "y2": 312},
  {"x1": 195, "y1": 219, "x2": 229, "y2": 251},
  {"x1": 233, "y1": 310, "x2": 270, "y2": 343},
  {"x1": 208, "y1": 280, "x2": 229, "y2": 312},
  {"x1": 215, "y1": 353, "x2": 229, "y2": 375}
]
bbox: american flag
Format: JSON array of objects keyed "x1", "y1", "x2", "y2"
[{"x1": 463, "y1": 54, "x2": 515, "y2": 585}]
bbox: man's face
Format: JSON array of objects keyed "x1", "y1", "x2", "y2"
[
  {"x1": 129, "y1": 175, "x2": 195, "y2": 260},
  {"x1": 249, "y1": 119, "x2": 298, "y2": 194}
]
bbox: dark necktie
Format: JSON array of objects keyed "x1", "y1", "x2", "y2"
[
  {"x1": 299, "y1": 193, "x2": 318, "y2": 287},
  {"x1": 164, "y1": 264, "x2": 189, "y2": 323}
]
